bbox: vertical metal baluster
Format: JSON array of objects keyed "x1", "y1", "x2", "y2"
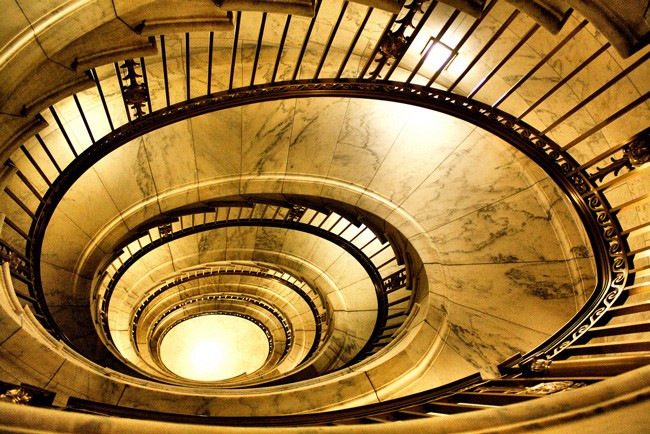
[
  {"x1": 314, "y1": 1, "x2": 348, "y2": 79},
  {"x1": 230, "y1": 12, "x2": 242, "y2": 90},
  {"x1": 251, "y1": 12, "x2": 268, "y2": 86},
  {"x1": 292, "y1": 0, "x2": 322, "y2": 81},
  {"x1": 272, "y1": 16, "x2": 292, "y2": 83},
  {"x1": 336, "y1": 6, "x2": 373, "y2": 79},
  {"x1": 160, "y1": 35, "x2": 171, "y2": 107},
  {"x1": 207, "y1": 32, "x2": 215, "y2": 94}
]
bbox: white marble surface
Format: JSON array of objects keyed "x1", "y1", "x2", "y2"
[
  {"x1": 192, "y1": 107, "x2": 242, "y2": 183},
  {"x1": 443, "y1": 261, "x2": 582, "y2": 334},
  {"x1": 327, "y1": 99, "x2": 411, "y2": 188},
  {"x1": 286, "y1": 97, "x2": 349, "y2": 179},
  {"x1": 93, "y1": 137, "x2": 160, "y2": 230},
  {"x1": 57, "y1": 168, "x2": 129, "y2": 253},
  {"x1": 28, "y1": 91, "x2": 600, "y2": 403},
  {"x1": 0, "y1": 0, "x2": 645, "y2": 421},
  {"x1": 99, "y1": 219, "x2": 384, "y2": 378},
  {"x1": 427, "y1": 178, "x2": 592, "y2": 264},
  {"x1": 242, "y1": 100, "x2": 295, "y2": 175},
  {"x1": 142, "y1": 120, "x2": 199, "y2": 212},
  {"x1": 46, "y1": 359, "x2": 125, "y2": 404},
  {"x1": 1, "y1": 327, "x2": 64, "y2": 386},
  {"x1": 41, "y1": 209, "x2": 93, "y2": 274},
  {"x1": 397, "y1": 129, "x2": 535, "y2": 230},
  {"x1": 365, "y1": 108, "x2": 475, "y2": 204},
  {"x1": 442, "y1": 302, "x2": 550, "y2": 377},
  {"x1": 23, "y1": 91, "x2": 601, "y2": 411}
]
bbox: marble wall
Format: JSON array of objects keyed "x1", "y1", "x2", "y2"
[
  {"x1": 23, "y1": 93, "x2": 597, "y2": 406},
  {"x1": 5, "y1": 0, "x2": 647, "y2": 417}
]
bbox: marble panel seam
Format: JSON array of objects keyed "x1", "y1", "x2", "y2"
[
  {"x1": 423, "y1": 177, "x2": 547, "y2": 233},
  {"x1": 433, "y1": 294, "x2": 564, "y2": 335},
  {"x1": 0, "y1": 325, "x2": 21, "y2": 347}
]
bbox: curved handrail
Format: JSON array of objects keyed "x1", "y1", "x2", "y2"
[{"x1": 23, "y1": 80, "x2": 630, "y2": 369}]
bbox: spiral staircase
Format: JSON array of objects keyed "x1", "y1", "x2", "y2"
[{"x1": 0, "y1": 0, "x2": 648, "y2": 431}]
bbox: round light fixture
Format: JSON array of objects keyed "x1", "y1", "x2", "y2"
[{"x1": 160, "y1": 314, "x2": 269, "y2": 382}]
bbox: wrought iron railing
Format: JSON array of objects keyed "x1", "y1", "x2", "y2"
[{"x1": 0, "y1": 0, "x2": 647, "y2": 426}]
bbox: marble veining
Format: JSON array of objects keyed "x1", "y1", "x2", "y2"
[
  {"x1": 93, "y1": 137, "x2": 160, "y2": 229},
  {"x1": 427, "y1": 178, "x2": 592, "y2": 264},
  {"x1": 287, "y1": 97, "x2": 349, "y2": 178},
  {"x1": 328, "y1": 99, "x2": 412, "y2": 188},
  {"x1": 397, "y1": 129, "x2": 533, "y2": 231},
  {"x1": 442, "y1": 304, "x2": 549, "y2": 377},
  {"x1": 365, "y1": 108, "x2": 475, "y2": 204},
  {"x1": 242, "y1": 100, "x2": 295, "y2": 175},
  {"x1": 441, "y1": 261, "x2": 581, "y2": 334}
]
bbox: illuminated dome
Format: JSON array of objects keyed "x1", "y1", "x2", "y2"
[{"x1": 160, "y1": 314, "x2": 270, "y2": 382}]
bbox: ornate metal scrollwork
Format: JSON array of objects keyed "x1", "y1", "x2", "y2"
[
  {"x1": 379, "y1": 32, "x2": 408, "y2": 59},
  {"x1": 0, "y1": 241, "x2": 31, "y2": 283},
  {"x1": 0, "y1": 387, "x2": 32, "y2": 404},
  {"x1": 529, "y1": 358, "x2": 551, "y2": 374},
  {"x1": 370, "y1": 0, "x2": 427, "y2": 79},
  {"x1": 158, "y1": 223, "x2": 173, "y2": 239},
  {"x1": 286, "y1": 205, "x2": 307, "y2": 222},
  {"x1": 589, "y1": 130, "x2": 649, "y2": 183},
  {"x1": 383, "y1": 268, "x2": 407, "y2": 292},
  {"x1": 120, "y1": 60, "x2": 149, "y2": 119},
  {"x1": 27, "y1": 79, "x2": 632, "y2": 371},
  {"x1": 523, "y1": 381, "x2": 585, "y2": 395}
]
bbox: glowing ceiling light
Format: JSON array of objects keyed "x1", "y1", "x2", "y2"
[
  {"x1": 160, "y1": 314, "x2": 269, "y2": 382},
  {"x1": 421, "y1": 37, "x2": 457, "y2": 73}
]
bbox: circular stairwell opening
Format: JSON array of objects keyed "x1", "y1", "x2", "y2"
[{"x1": 159, "y1": 314, "x2": 270, "y2": 382}]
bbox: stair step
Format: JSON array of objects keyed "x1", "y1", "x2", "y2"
[
  {"x1": 563, "y1": 340, "x2": 650, "y2": 356},
  {"x1": 408, "y1": 402, "x2": 484, "y2": 416},
  {"x1": 624, "y1": 282, "x2": 650, "y2": 296},
  {"x1": 585, "y1": 320, "x2": 650, "y2": 338},
  {"x1": 605, "y1": 300, "x2": 650, "y2": 317},
  {"x1": 442, "y1": 391, "x2": 539, "y2": 406}
]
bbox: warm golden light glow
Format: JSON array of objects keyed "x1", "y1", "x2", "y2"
[
  {"x1": 160, "y1": 315, "x2": 269, "y2": 381},
  {"x1": 421, "y1": 38, "x2": 456, "y2": 72}
]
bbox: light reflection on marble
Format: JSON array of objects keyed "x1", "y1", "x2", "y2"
[
  {"x1": 366, "y1": 319, "x2": 441, "y2": 400},
  {"x1": 12, "y1": 83, "x2": 603, "y2": 410},
  {"x1": 0, "y1": 345, "x2": 55, "y2": 388},
  {"x1": 93, "y1": 137, "x2": 160, "y2": 230},
  {"x1": 1, "y1": 328, "x2": 63, "y2": 386},
  {"x1": 366, "y1": 108, "x2": 475, "y2": 204},
  {"x1": 115, "y1": 368, "x2": 378, "y2": 415},
  {"x1": 392, "y1": 342, "x2": 477, "y2": 397},
  {"x1": 142, "y1": 119, "x2": 199, "y2": 212},
  {"x1": 428, "y1": 179, "x2": 592, "y2": 264},
  {"x1": 443, "y1": 261, "x2": 580, "y2": 334},
  {"x1": 242, "y1": 100, "x2": 295, "y2": 175},
  {"x1": 46, "y1": 360, "x2": 125, "y2": 404},
  {"x1": 397, "y1": 129, "x2": 534, "y2": 230},
  {"x1": 41, "y1": 209, "x2": 93, "y2": 274},
  {"x1": 2, "y1": 0, "x2": 642, "y2": 417},
  {"x1": 40, "y1": 262, "x2": 89, "y2": 307},
  {"x1": 569, "y1": 257, "x2": 598, "y2": 308},
  {"x1": 286, "y1": 97, "x2": 348, "y2": 179},
  {"x1": 328, "y1": 99, "x2": 412, "y2": 188},
  {"x1": 57, "y1": 168, "x2": 129, "y2": 252},
  {"x1": 443, "y1": 303, "x2": 549, "y2": 377},
  {"x1": 192, "y1": 107, "x2": 242, "y2": 182}
]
